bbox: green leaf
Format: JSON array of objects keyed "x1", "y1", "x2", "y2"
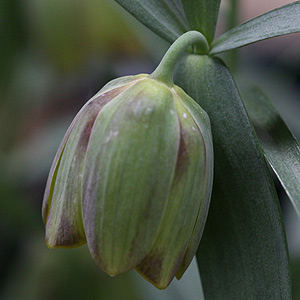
[
  {"x1": 242, "y1": 86, "x2": 300, "y2": 218},
  {"x1": 210, "y1": 1, "x2": 300, "y2": 54},
  {"x1": 114, "y1": 0, "x2": 189, "y2": 43},
  {"x1": 181, "y1": 0, "x2": 221, "y2": 44},
  {"x1": 174, "y1": 54, "x2": 291, "y2": 299}
]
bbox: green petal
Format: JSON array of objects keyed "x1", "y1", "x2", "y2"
[
  {"x1": 173, "y1": 86, "x2": 213, "y2": 279},
  {"x1": 45, "y1": 85, "x2": 128, "y2": 248},
  {"x1": 98, "y1": 74, "x2": 147, "y2": 95},
  {"x1": 42, "y1": 131, "x2": 69, "y2": 224},
  {"x1": 82, "y1": 78, "x2": 180, "y2": 275},
  {"x1": 136, "y1": 87, "x2": 213, "y2": 289}
]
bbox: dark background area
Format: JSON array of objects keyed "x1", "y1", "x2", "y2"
[{"x1": 1, "y1": 0, "x2": 300, "y2": 299}]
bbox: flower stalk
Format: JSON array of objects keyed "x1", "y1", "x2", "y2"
[{"x1": 150, "y1": 31, "x2": 209, "y2": 86}]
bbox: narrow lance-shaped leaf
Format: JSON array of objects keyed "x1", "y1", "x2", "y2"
[
  {"x1": 242, "y1": 86, "x2": 300, "y2": 218},
  {"x1": 210, "y1": 1, "x2": 300, "y2": 54},
  {"x1": 174, "y1": 54, "x2": 291, "y2": 300},
  {"x1": 181, "y1": 0, "x2": 221, "y2": 45},
  {"x1": 114, "y1": 0, "x2": 189, "y2": 43}
]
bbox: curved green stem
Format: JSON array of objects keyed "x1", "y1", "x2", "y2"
[{"x1": 150, "y1": 31, "x2": 209, "y2": 86}]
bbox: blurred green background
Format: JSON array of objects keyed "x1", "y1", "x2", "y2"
[{"x1": 1, "y1": 0, "x2": 299, "y2": 299}]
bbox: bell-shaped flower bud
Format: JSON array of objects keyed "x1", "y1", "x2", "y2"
[{"x1": 43, "y1": 31, "x2": 213, "y2": 289}]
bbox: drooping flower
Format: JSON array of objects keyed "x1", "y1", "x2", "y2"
[{"x1": 43, "y1": 31, "x2": 214, "y2": 289}]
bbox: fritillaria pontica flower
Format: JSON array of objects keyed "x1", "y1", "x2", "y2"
[{"x1": 42, "y1": 31, "x2": 214, "y2": 289}]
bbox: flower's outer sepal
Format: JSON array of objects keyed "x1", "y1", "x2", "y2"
[
  {"x1": 82, "y1": 78, "x2": 180, "y2": 275},
  {"x1": 98, "y1": 74, "x2": 147, "y2": 94},
  {"x1": 136, "y1": 86, "x2": 213, "y2": 289},
  {"x1": 174, "y1": 86, "x2": 213, "y2": 279},
  {"x1": 43, "y1": 77, "x2": 143, "y2": 248}
]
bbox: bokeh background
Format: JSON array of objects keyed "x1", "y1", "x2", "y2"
[{"x1": 1, "y1": 0, "x2": 300, "y2": 299}]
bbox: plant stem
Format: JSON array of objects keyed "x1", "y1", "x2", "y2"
[
  {"x1": 225, "y1": 0, "x2": 240, "y2": 72},
  {"x1": 150, "y1": 31, "x2": 209, "y2": 86}
]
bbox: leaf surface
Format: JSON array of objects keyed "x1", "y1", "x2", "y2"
[
  {"x1": 210, "y1": 1, "x2": 300, "y2": 54},
  {"x1": 243, "y1": 87, "x2": 300, "y2": 218},
  {"x1": 114, "y1": 0, "x2": 189, "y2": 42},
  {"x1": 174, "y1": 54, "x2": 291, "y2": 299},
  {"x1": 181, "y1": 0, "x2": 221, "y2": 44}
]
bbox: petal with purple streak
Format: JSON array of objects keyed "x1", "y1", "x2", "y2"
[
  {"x1": 136, "y1": 88, "x2": 210, "y2": 289},
  {"x1": 45, "y1": 84, "x2": 131, "y2": 248},
  {"x1": 82, "y1": 79, "x2": 180, "y2": 275}
]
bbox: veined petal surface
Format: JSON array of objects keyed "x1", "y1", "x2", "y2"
[
  {"x1": 136, "y1": 87, "x2": 212, "y2": 289},
  {"x1": 82, "y1": 78, "x2": 180, "y2": 275},
  {"x1": 173, "y1": 86, "x2": 213, "y2": 279},
  {"x1": 44, "y1": 85, "x2": 130, "y2": 248}
]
